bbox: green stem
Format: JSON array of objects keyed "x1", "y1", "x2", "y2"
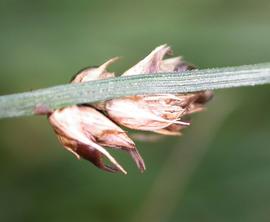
[{"x1": 0, "y1": 63, "x2": 270, "y2": 119}]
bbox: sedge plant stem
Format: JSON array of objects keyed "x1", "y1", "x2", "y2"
[{"x1": 0, "y1": 63, "x2": 270, "y2": 119}]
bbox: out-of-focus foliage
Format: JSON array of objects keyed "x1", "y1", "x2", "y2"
[{"x1": 0, "y1": 0, "x2": 270, "y2": 222}]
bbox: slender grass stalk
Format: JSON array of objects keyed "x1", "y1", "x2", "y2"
[{"x1": 0, "y1": 63, "x2": 270, "y2": 119}]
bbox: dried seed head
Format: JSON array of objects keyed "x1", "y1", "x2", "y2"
[
  {"x1": 48, "y1": 105, "x2": 145, "y2": 174},
  {"x1": 55, "y1": 44, "x2": 213, "y2": 174}
]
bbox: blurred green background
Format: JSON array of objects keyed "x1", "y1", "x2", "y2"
[{"x1": 1, "y1": 0, "x2": 270, "y2": 221}]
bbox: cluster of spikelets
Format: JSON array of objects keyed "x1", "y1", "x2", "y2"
[{"x1": 48, "y1": 44, "x2": 213, "y2": 174}]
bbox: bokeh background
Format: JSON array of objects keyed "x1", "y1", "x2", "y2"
[{"x1": 1, "y1": 0, "x2": 270, "y2": 221}]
